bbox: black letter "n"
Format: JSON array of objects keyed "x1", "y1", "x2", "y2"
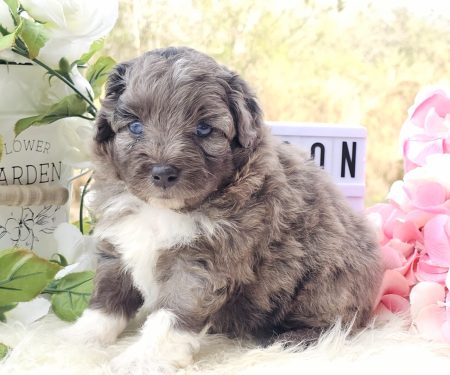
[
  {"x1": 311, "y1": 142, "x2": 325, "y2": 167},
  {"x1": 341, "y1": 142, "x2": 356, "y2": 178}
]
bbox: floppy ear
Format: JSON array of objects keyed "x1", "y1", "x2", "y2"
[
  {"x1": 94, "y1": 62, "x2": 131, "y2": 143},
  {"x1": 226, "y1": 73, "x2": 263, "y2": 149}
]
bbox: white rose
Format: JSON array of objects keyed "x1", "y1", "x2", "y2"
[
  {"x1": 56, "y1": 117, "x2": 94, "y2": 169},
  {"x1": 53, "y1": 222, "x2": 97, "y2": 279},
  {"x1": 20, "y1": 0, "x2": 118, "y2": 66}
]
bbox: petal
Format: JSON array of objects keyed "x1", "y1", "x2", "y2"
[
  {"x1": 409, "y1": 281, "x2": 445, "y2": 319},
  {"x1": 424, "y1": 215, "x2": 450, "y2": 267},
  {"x1": 5, "y1": 217, "x2": 18, "y2": 232},
  {"x1": 55, "y1": 263, "x2": 81, "y2": 279},
  {"x1": 375, "y1": 269, "x2": 410, "y2": 307},
  {"x1": 409, "y1": 91, "x2": 450, "y2": 127},
  {"x1": 366, "y1": 212, "x2": 385, "y2": 243},
  {"x1": 22, "y1": 208, "x2": 34, "y2": 221},
  {"x1": 53, "y1": 223, "x2": 83, "y2": 264},
  {"x1": 20, "y1": 0, "x2": 66, "y2": 26},
  {"x1": 406, "y1": 209, "x2": 434, "y2": 230},
  {"x1": 381, "y1": 244, "x2": 404, "y2": 270},
  {"x1": 404, "y1": 262, "x2": 419, "y2": 286},
  {"x1": 405, "y1": 181, "x2": 447, "y2": 209},
  {"x1": 424, "y1": 107, "x2": 450, "y2": 136},
  {"x1": 406, "y1": 154, "x2": 450, "y2": 193},
  {"x1": 403, "y1": 138, "x2": 445, "y2": 169},
  {"x1": 365, "y1": 203, "x2": 403, "y2": 242},
  {"x1": 415, "y1": 254, "x2": 449, "y2": 284},
  {"x1": 442, "y1": 321, "x2": 450, "y2": 344},
  {"x1": 387, "y1": 238, "x2": 415, "y2": 258},
  {"x1": 4, "y1": 297, "x2": 51, "y2": 325},
  {"x1": 392, "y1": 219, "x2": 422, "y2": 243},
  {"x1": 365, "y1": 203, "x2": 396, "y2": 223},
  {"x1": 384, "y1": 208, "x2": 406, "y2": 240},
  {"x1": 380, "y1": 294, "x2": 410, "y2": 314},
  {"x1": 19, "y1": 225, "x2": 31, "y2": 241},
  {"x1": 414, "y1": 304, "x2": 446, "y2": 341},
  {"x1": 387, "y1": 181, "x2": 410, "y2": 211},
  {"x1": 396, "y1": 246, "x2": 420, "y2": 285}
]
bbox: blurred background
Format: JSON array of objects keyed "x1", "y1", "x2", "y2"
[{"x1": 101, "y1": 0, "x2": 450, "y2": 206}]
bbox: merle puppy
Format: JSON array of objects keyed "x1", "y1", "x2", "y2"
[{"x1": 68, "y1": 47, "x2": 382, "y2": 374}]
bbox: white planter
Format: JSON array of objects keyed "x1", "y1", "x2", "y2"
[{"x1": 0, "y1": 64, "x2": 73, "y2": 259}]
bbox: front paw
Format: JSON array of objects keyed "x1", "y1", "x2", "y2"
[
  {"x1": 110, "y1": 344, "x2": 178, "y2": 375},
  {"x1": 59, "y1": 308, "x2": 127, "y2": 347}
]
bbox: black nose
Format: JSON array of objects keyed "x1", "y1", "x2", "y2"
[{"x1": 151, "y1": 164, "x2": 180, "y2": 188}]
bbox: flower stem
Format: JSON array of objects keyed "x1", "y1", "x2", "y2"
[
  {"x1": 12, "y1": 48, "x2": 97, "y2": 114},
  {"x1": 79, "y1": 173, "x2": 94, "y2": 234}
]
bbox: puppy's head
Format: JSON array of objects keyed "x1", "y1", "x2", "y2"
[{"x1": 94, "y1": 47, "x2": 263, "y2": 208}]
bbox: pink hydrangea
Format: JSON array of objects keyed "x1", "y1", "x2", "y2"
[
  {"x1": 401, "y1": 88, "x2": 450, "y2": 173},
  {"x1": 368, "y1": 87, "x2": 450, "y2": 343}
]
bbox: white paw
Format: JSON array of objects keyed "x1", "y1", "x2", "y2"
[
  {"x1": 109, "y1": 309, "x2": 199, "y2": 374},
  {"x1": 58, "y1": 309, "x2": 127, "y2": 347},
  {"x1": 110, "y1": 344, "x2": 177, "y2": 375}
]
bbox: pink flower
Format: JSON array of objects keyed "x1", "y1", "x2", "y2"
[
  {"x1": 410, "y1": 281, "x2": 450, "y2": 343},
  {"x1": 424, "y1": 215, "x2": 450, "y2": 267},
  {"x1": 375, "y1": 269, "x2": 410, "y2": 316},
  {"x1": 368, "y1": 86, "x2": 450, "y2": 343},
  {"x1": 366, "y1": 203, "x2": 406, "y2": 245},
  {"x1": 401, "y1": 88, "x2": 450, "y2": 173}
]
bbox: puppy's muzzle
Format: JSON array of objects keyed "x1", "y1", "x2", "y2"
[{"x1": 151, "y1": 164, "x2": 180, "y2": 189}]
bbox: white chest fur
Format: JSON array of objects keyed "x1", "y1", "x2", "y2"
[{"x1": 95, "y1": 195, "x2": 201, "y2": 308}]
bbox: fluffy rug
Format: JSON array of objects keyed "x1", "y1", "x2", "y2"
[{"x1": 1, "y1": 313, "x2": 450, "y2": 375}]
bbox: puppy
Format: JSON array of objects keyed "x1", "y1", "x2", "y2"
[{"x1": 69, "y1": 47, "x2": 382, "y2": 374}]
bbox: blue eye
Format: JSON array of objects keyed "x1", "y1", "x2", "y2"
[
  {"x1": 128, "y1": 121, "x2": 143, "y2": 135},
  {"x1": 196, "y1": 122, "x2": 212, "y2": 137}
]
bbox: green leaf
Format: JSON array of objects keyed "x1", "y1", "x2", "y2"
[
  {"x1": 0, "y1": 248, "x2": 61, "y2": 305},
  {"x1": 3, "y1": 0, "x2": 19, "y2": 24},
  {"x1": 0, "y1": 303, "x2": 17, "y2": 322},
  {"x1": 86, "y1": 56, "x2": 116, "y2": 98},
  {"x1": 14, "y1": 94, "x2": 88, "y2": 136},
  {"x1": 0, "y1": 33, "x2": 15, "y2": 51},
  {"x1": 50, "y1": 271, "x2": 94, "y2": 322},
  {"x1": 0, "y1": 343, "x2": 10, "y2": 360},
  {"x1": 4, "y1": 0, "x2": 19, "y2": 11},
  {"x1": 77, "y1": 39, "x2": 105, "y2": 65},
  {"x1": 20, "y1": 18, "x2": 48, "y2": 59},
  {"x1": 71, "y1": 219, "x2": 92, "y2": 235},
  {"x1": 0, "y1": 24, "x2": 9, "y2": 37},
  {"x1": 49, "y1": 253, "x2": 69, "y2": 267}
]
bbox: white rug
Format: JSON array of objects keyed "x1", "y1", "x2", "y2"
[{"x1": 1, "y1": 313, "x2": 450, "y2": 375}]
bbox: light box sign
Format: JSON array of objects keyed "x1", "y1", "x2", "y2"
[{"x1": 268, "y1": 122, "x2": 367, "y2": 211}]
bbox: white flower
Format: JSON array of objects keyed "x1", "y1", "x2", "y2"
[
  {"x1": 20, "y1": 0, "x2": 118, "y2": 66},
  {"x1": 53, "y1": 222, "x2": 97, "y2": 279},
  {"x1": 56, "y1": 118, "x2": 94, "y2": 169},
  {"x1": 70, "y1": 66, "x2": 94, "y2": 100}
]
